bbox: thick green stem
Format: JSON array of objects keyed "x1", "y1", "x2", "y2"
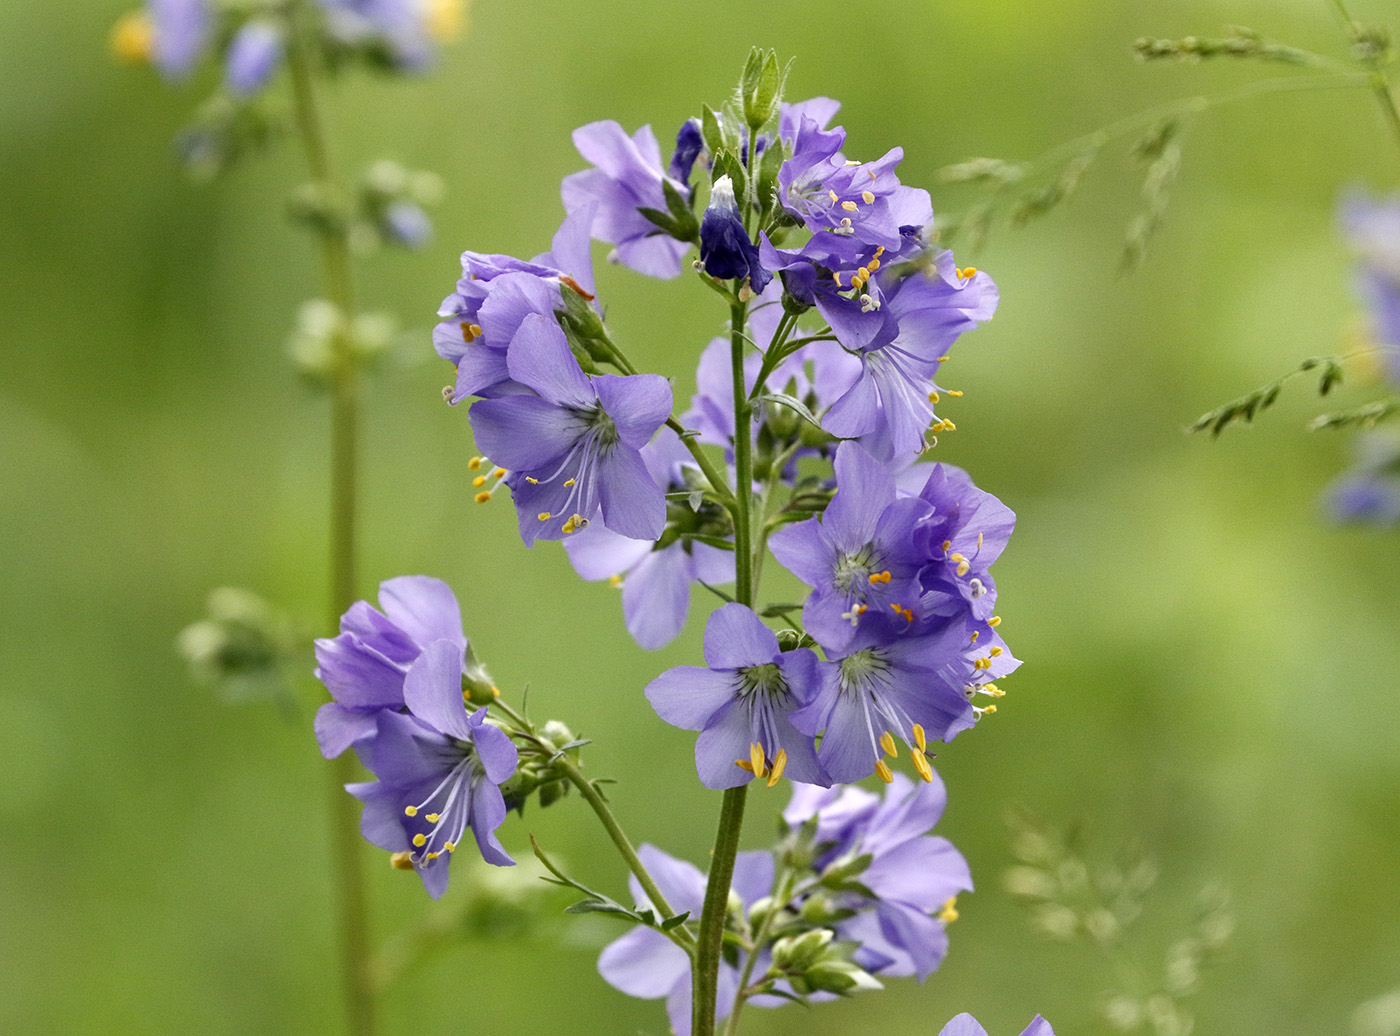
[{"x1": 287, "y1": 8, "x2": 374, "y2": 1036}]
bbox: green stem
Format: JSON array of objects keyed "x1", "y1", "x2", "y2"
[
  {"x1": 692, "y1": 294, "x2": 757, "y2": 1036},
  {"x1": 489, "y1": 699, "x2": 694, "y2": 951},
  {"x1": 666, "y1": 417, "x2": 738, "y2": 509},
  {"x1": 287, "y1": 9, "x2": 373, "y2": 1036}
]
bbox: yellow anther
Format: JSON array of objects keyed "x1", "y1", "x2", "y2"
[
  {"x1": 990, "y1": 647, "x2": 1003, "y2": 657},
  {"x1": 110, "y1": 11, "x2": 154, "y2": 63},
  {"x1": 444, "y1": 842, "x2": 456, "y2": 853},
  {"x1": 983, "y1": 703, "x2": 997, "y2": 714},
  {"x1": 928, "y1": 391, "x2": 940, "y2": 404},
  {"x1": 957, "y1": 267, "x2": 978, "y2": 279},
  {"x1": 943, "y1": 419, "x2": 957, "y2": 431},
  {"x1": 939, "y1": 896, "x2": 959, "y2": 923},
  {"x1": 841, "y1": 200, "x2": 859, "y2": 212},
  {"x1": 525, "y1": 476, "x2": 539, "y2": 484},
  {"x1": 833, "y1": 271, "x2": 844, "y2": 286},
  {"x1": 490, "y1": 686, "x2": 499, "y2": 698},
  {"x1": 874, "y1": 246, "x2": 885, "y2": 257},
  {"x1": 874, "y1": 759, "x2": 894, "y2": 783},
  {"x1": 425, "y1": 813, "x2": 440, "y2": 823},
  {"x1": 901, "y1": 607, "x2": 914, "y2": 622},
  {"x1": 969, "y1": 630, "x2": 979, "y2": 642},
  {"x1": 404, "y1": 806, "x2": 418, "y2": 817},
  {"x1": 937, "y1": 354, "x2": 950, "y2": 363},
  {"x1": 563, "y1": 478, "x2": 576, "y2": 487},
  {"x1": 975, "y1": 657, "x2": 992, "y2": 670},
  {"x1": 468, "y1": 457, "x2": 483, "y2": 470},
  {"x1": 988, "y1": 615, "x2": 1002, "y2": 627},
  {"x1": 735, "y1": 758, "x2": 757, "y2": 774},
  {"x1": 460, "y1": 322, "x2": 483, "y2": 343},
  {"x1": 828, "y1": 189, "x2": 839, "y2": 203},
  {"x1": 766, "y1": 748, "x2": 788, "y2": 788},
  {"x1": 879, "y1": 731, "x2": 898, "y2": 758},
  {"x1": 537, "y1": 512, "x2": 552, "y2": 521},
  {"x1": 749, "y1": 742, "x2": 767, "y2": 778},
  {"x1": 493, "y1": 467, "x2": 506, "y2": 478},
  {"x1": 861, "y1": 190, "x2": 875, "y2": 204},
  {"x1": 912, "y1": 723, "x2": 927, "y2": 752},
  {"x1": 912, "y1": 750, "x2": 934, "y2": 783},
  {"x1": 956, "y1": 561, "x2": 971, "y2": 577},
  {"x1": 867, "y1": 169, "x2": 877, "y2": 180},
  {"x1": 561, "y1": 517, "x2": 575, "y2": 534},
  {"x1": 949, "y1": 552, "x2": 966, "y2": 564},
  {"x1": 868, "y1": 570, "x2": 891, "y2": 585},
  {"x1": 472, "y1": 475, "x2": 487, "y2": 487},
  {"x1": 867, "y1": 257, "x2": 881, "y2": 271},
  {"x1": 426, "y1": 852, "x2": 440, "y2": 860},
  {"x1": 608, "y1": 574, "x2": 623, "y2": 588},
  {"x1": 977, "y1": 533, "x2": 983, "y2": 550},
  {"x1": 942, "y1": 540, "x2": 952, "y2": 551},
  {"x1": 986, "y1": 683, "x2": 1005, "y2": 698},
  {"x1": 948, "y1": 389, "x2": 964, "y2": 397},
  {"x1": 412, "y1": 833, "x2": 427, "y2": 847},
  {"x1": 891, "y1": 603, "x2": 902, "y2": 613},
  {"x1": 390, "y1": 851, "x2": 416, "y2": 871},
  {"x1": 856, "y1": 604, "x2": 867, "y2": 615},
  {"x1": 474, "y1": 491, "x2": 491, "y2": 504}
]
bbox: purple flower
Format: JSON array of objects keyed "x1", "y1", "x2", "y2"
[
  {"x1": 225, "y1": 20, "x2": 285, "y2": 97},
  {"x1": 913, "y1": 462, "x2": 1016, "y2": 622},
  {"x1": 148, "y1": 0, "x2": 212, "y2": 79},
  {"x1": 313, "y1": 575, "x2": 469, "y2": 758},
  {"x1": 1340, "y1": 191, "x2": 1400, "y2": 383},
  {"x1": 785, "y1": 773, "x2": 972, "y2": 981},
  {"x1": 317, "y1": 0, "x2": 457, "y2": 70},
  {"x1": 382, "y1": 199, "x2": 433, "y2": 249},
  {"x1": 348, "y1": 639, "x2": 517, "y2": 898},
  {"x1": 561, "y1": 120, "x2": 692, "y2": 278},
  {"x1": 769, "y1": 441, "x2": 932, "y2": 652},
  {"x1": 598, "y1": 845, "x2": 772, "y2": 1036},
  {"x1": 646, "y1": 603, "x2": 829, "y2": 789},
  {"x1": 940, "y1": 1015, "x2": 1055, "y2": 1036},
  {"x1": 563, "y1": 426, "x2": 735, "y2": 649},
  {"x1": 468, "y1": 313, "x2": 671, "y2": 545},
  {"x1": 668, "y1": 117, "x2": 705, "y2": 184},
  {"x1": 1323, "y1": 431, "x2": 1400, "y2": 526},
  {"x1": 699, "y1": 175, "x2": 770, "y2": 291},
  {"x1": 434, "y1": 205, "x2": 598, "y2": 402}
]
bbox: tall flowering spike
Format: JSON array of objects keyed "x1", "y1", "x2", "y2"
[
  {"x1": 598, "y1": 844, "x2": 771, "y2": 1036},
  {"x1": 646, "y1": 604, "x2": 830, "y2": 789},
  {"x1": 562, "y1": 120, "x2": 692, "y2": 278},
  {"x1": 349, "y1": 640, "x2": 517, "y2": 898},
  {"x1": 468, "y1": 314, "x2": 671, "y2": 545},
  {"x1": 699, "y1": 175, "x2": 770, "y2": 291},
  {"x1": 313, "y1": 575, "x2": 468, "y2": 758}
]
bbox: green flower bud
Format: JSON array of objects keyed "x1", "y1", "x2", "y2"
[
  {"x1": 803, "y1": 959, "x2": 882, "y2": 996},
  {"x1": 772, "y1": 928, "x2": 834, "y2": 973}
]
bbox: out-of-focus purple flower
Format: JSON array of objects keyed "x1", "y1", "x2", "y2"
[
  {"x1": 939, "y1": 1014, "x2": 1055, "y2": 1036},
  {"x1": 148, "y1": 0, "x2": 212, "y2": 79},
  {"x1": 770, "y1": 441, "x2": 931, "y2": 652},
  {"x1": 699, "y1": 175, "x2": 771, "y2": 291},
  {"x1": 646, "y1": 603, "x2": 829, "y2": 789},
  {"x1": 564, "y1": 426, "x2": 735, "y2": 649},
  {"x1": 434, "y1": 205, "x2": 597, "y2": 402},
  {"x1": 468, "y1": 313, "x2": 671, "y2": 545},
  {"x1": 598, "y1": 845, "x2": 772, "y2": 1036},
  {"x1": 348, "y1": 639, "x2": 517, "y2": 898},
  {"x1": 1324, "y1": 431, "x2": 1400, "y2": 526},
  {"x1": 382, "y1": 198, "x2": 433, "y2": 248},
  {"x1": 313, "y1": 575, "x2": 468, "y2": 758},
  {"x1": 561, "y1": 120, "x2": 692, "y2": 278},
  {"x1": 785, "y1": 774, "x2": 972, "y2": 981},
  {"x1": 318, "y1": 0, "x2": 459, "y2": 71},
  {"x1": 225, "y1": 19, "x2": 285, "y2": 97},
  {"x1": 1340, "y1": 192, "x2": 1400, "y2": 383}
]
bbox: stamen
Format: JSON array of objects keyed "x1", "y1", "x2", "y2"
[
  {"x1": 390, "y1": 851, "x2": 415, "y2": 871},
  {"x1": 861, "y1": 190, "x2": 875, "y2": 204},
  {"x1": 988, "y1": 616, "x2": 1002, "y2": 627},
  {"x1": 957, "y1": 267, "x2": 978, "y2": 279},
  {"x1": 473, "y1": 475, "x2": 488, "y2": 487},
  {"x1": 957, "y1": 561, "x2": 971, "y2": 577},
  {"x1": 970, "y1": 630, "x2": 980, "y2": 642},
  {"x1": 474, "y1": 491, "x2": 491, "y2": 504},
  {"x1": 911, "y1": 750, "x2": 934, "y2": 783},
  {"x1": 867, "y1": 257, "x2": 881, "y2": 271},
  {"x1": 404, "y1": 806, "x2": 418, "y2": 817},
  {"x1": 948, "y1": 389, "x2": 964, "y2": 397},
  {"x1": 412, "y1": 834, "x2": 427, "y2": 847},
  {"x1": 425, "y1": 813, "x2": 440, "y2": 823},
  {"x1": 749, "y1": 742, "x2": 767, "y2": 778},
  {"x1": 735, "y1": 758, "x2": 757, "y2": 773},
  {"x1": 879, "y1": 731, "x2": 898, "y2": 758},
  {"x1": 538, "y1": 512, "x2": 552, "y2": 521},
  {"x1": 460, "y1": 322, "x2": 483, "y2": 343},
  {"x1": 912, "y1": 724, "x2": 927, "y2": 752},
  {"x1": 939, "y1": 897, "x2": 959, "y2": 923},
  {"x1": 563, "y1": 478, "x2": 576, "y2": 487},
  {"x1": 766, "y1": 748, "x2": 788, "y2": 788},
  {"x1": 929, "y1": 391, "x2": 940, "y2": 403},
  {"x1": 828, "y1": 190, "x2": 839, "y2": 204},
  {"x1": 468, "y1": 457, "x2": 483, "y2": 470},
  {"x1": 874, "y1": 759, "x2": 894, "y2": 783},
  {"x1": 841, "y1": 200, "x2": 859, "y2": 212},
  {"x1": 524, "y1": 476, "x2": 539, "y2": 484},
  {"x1": 607, "y1": 574, "x2": 623, "y2": 588}
]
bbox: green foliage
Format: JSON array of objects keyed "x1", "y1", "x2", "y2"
[{"x1": 1189, "y1": 356, "x2": 1346, "y2": 436}]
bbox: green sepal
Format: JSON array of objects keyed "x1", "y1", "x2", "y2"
[{"x1": 756, "y1": 136, "x2": 789, "y2": 226}]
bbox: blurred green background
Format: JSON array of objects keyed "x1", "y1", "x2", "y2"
[{"x1": 3, "y1": 0, "x2": 1399, "y2": 1033}]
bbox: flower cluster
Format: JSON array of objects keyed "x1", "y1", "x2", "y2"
[
  {"x1": 313, "y1": 576, "x2": 516, "y2": 898},
  {"x1": 598, "y1": 776, "x2": 974, "y2": 1034}
]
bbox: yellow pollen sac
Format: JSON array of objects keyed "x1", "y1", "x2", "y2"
[
  {"x1": 976, "y1": 532, "x2": 983, "y2": 550},
  {"x1": 861, "y1": 190, "x2": 875, "y2": 204},
  {"x1": 949, "y1": 552, "x2": 966, "y2": 564},
  {"x1": 472, "y1": 475, "x2": 487, "y2": 487},
  {"x1": 939, "y1": 896, "x2": 960, "y2": 923},
  {"x1": 874, "y1": 759, "x2": 894, "y2": 783},
  {"x1": 828, "y1": 189, "x2": 840, "y2": 203},
  {"x1": 901, "y1": 607, "x2": 914, "y2": 622},
  {"x1": 468, "y1": 456, "x2": 483, "y2": 470},
  {"x1": 956, "y1": 561, "x2": 971, "y2": 577},
  {"x1": 426, "y1": 851, "x2": 440, "y2": 860},
  {"x1": 879, "y1": 731, "x2": 898, "y2": 758},
  {"x1": 537, "y1": 511, "x2": 552, "y2": 521},
  {"x1": 983, "y1": 703, "x2": 998, "y2": 714},
  {"x1": 474, "y1": 491, "x2": 492, "y2": 504},
  {"x1": 948, "y1": 389, "x2": 964, "y2": 397},
  {"x1": 969, "y1": 630, "x2": 979, "y2": 642},
  {"x1": 986, "y1": 683, "x2": 1005, "y2": 697},
  {"x1": 735, "y1": 758, "x2": 757, "y2": 774},
  {"x1": 874, "y1": 246, "x2": 886, "y2": 258},
  {"x1": 490, "y1": 686, "x2": 500, "y2": 698},
  {"x1": 425, "y1": 813, "x2": 440, "y2": 823},
  {"x1": 561, "y1": 517, "x2": 577, "y2": 534},
  {"x1": 563, "y1": 478, "x2": 576, "y2": 487},
  {"x1": 390, "y1": 851, "x2": 416, "y2": 871},
  {"x1": 444, "y1": 841, "x2": 456, "y2": 853},
  {"x1": 890, "y1": 603, "x2": 902, "y2": 613},
  {"x1": 749, "y1": 741, "x2": 768, "y2": 778},
  {"x1": 766, "y1": 748, "x2": 789, "y2": 788},
  {"x1": 928, "y1": 391, "x2": 940, "y2": 404},
  {"x1": 957, "y1": 266, "x2": 978, "y2": 279},
  {"x1": 404, "y1": 806, "x2": 418, "y2": 817},
  {"x1": 990, "y1": 647, "x2": 1004, "y2": 657},
  {"x1": 988, "y1": 615, "x2": 1002, "y2": 627},
  {"x1": 867, "y1": 257, "x2": 881, "y2": 272},
  {"x1": 912, "y1": 723, "x2": 927, "y2": 752},
  {"x1": 412, "y1": 833, "x2": 427, "y2": 848},
  {"x1": 856, "y1": 604, "x2": 868, "y2": 615},
  {"x1": 524, "y1": 476, "x2": 539, "y2": 484},
  {"x1": 607, "y1": 574, "x2": 623, "y2": 588},
  {"x1": 833, "y1": 271, "x2": 844, "y2": 286},
  {"x1": 974, "y1": 657, "x2": 992, "y2": 671},
  {"x1": 936, "y1": 354, "x2": 950, "y2": 363},
  {"x1": 460, "y1": 322, "x2": 483, "y2": 343},
  {"x1": 841, "y1": 200, "x2": 859, "y2": 212},
  {"x1": 493, "y1": 467, "x2": 506, "y2": 478},
  {"x1": 942, "y1": 540, "x2": 952, "y2": 552},
  {"x1": 911, "y1": 750, "x2": 934, "y2": 783},
  {"x1": 110, "y1": 11, "x2": 154, "y2": 63}
]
